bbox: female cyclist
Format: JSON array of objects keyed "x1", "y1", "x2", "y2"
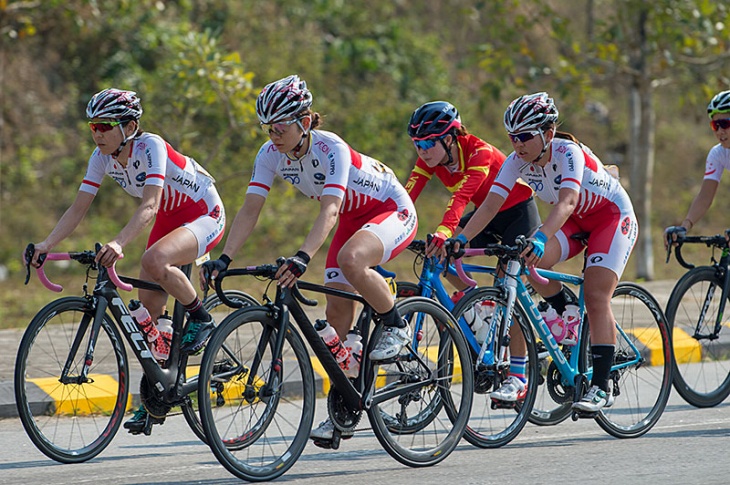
[
  {"x1": 199, "y1": 75, "x2": 418, "y2": 445},
  {"x1": 29, "y1": 88, "x2": 226, "y2": 434},
  {"x1": 453, "y1": 92, "x2": 638, "y2": 413},
  {"x1": 665, "y1": 90, "x2": 730, "y2": 245},
  {"x1": 405, "y1": 101, "x2": 541, "y2": 403}
]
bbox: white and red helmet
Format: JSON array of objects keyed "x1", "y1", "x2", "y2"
[
  {"x1": 503, "y1": 92, "x2": 559, "y2": 133},
  {"x1": 256, "y1": 75, "x2": 313, "y2": 123},
  {"x1": 86, "y1": 88, "x2": 143, "y2": 120}
]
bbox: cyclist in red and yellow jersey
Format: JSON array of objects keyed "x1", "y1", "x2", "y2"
[{"x1": 405, "y1": 101, "x2": 540, "y2": 404}]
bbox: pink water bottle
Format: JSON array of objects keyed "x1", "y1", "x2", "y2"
[
  {"x1": 315, "y1": 319, "x2": 350, "y2": 366},
  {"x1": 129, "y1": 300, "x2": 160, "y2": 342},
  {"x1": 153, "y1": 313, "x2": 173, "y2": 362},
  {"x1": 561, "y1": 304, "x2": 580, "y2": 346},
  {"x1": 538, "y1": 301, "x2": 567, "y2": 344},
  {"x1": 343, "y1": 330, "x2": 363, "y2": 379}
]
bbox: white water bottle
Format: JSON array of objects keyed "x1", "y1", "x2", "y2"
[
  {"x1": 153, "y1": 313, "x2": 173, "y2": 362},
  {"x1": 314, "y1": 319, "x2": 349, "y2": 366},
  {"x1": 343, "y1": 330, "x2": 363, "y2": 378},
  {"x1": 561, "y1": 304, "x2": 580, "y2": 346},
  {"x1": 129, "y1": 300, "x2": 160, "y2": 342},
  {"x1": 475, "y1": 300, "x2": 495, "y2": 344}
]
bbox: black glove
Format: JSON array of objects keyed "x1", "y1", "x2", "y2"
[
  {"x1": 283, "y1": 251, "x2": 311, "y2": 278},
  {"x1": 202, "y1": 254, "x2": 232, "y2": 281},
  {"x1": 664, "y1": 226, "x2": 687, "y2": 244}
]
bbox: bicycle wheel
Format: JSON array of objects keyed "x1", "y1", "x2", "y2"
[
  {"x1": 451, "y1": 287, "x2": 538, "y2": 448},
  {"x1": 15, "y1": 297, "x2": 128, "y2": 463},
  {"x1": 198, "y1": 306, "x2": 315, "y2": 482},
  {"x1": 181, "y1": 290, "x2": 259, "y2": 443},
  {"x1": 368, "y1": 296, "x2": 473, "y2": 467},
  {"x1": 665, "y1": 267, "x2": 730, "y2": 407},
  {"x1": 589, "y1": 283, "x2": 673, "y2": 438}
]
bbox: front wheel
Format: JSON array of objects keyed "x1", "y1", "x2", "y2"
[
  {"x1": 15, "y1": 297, "x2": 129, "y2": 463},
  {"x1": 451, "y1": 287, "x2": 538, "y2": 448},
  {"x1": 368, "y1": 296, "x2": 473, "y2": 467},
  {"x1": 197, "y1": 306, "x2": 315, "y2": 482},
  {"x1": 591, "y1": 283, "x2": 673, "y2": 438},
  {"x1": 664, "y1": 267, "x2": 730, "y2": 407}
]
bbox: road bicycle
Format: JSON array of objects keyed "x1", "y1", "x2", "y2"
[
  {"x1": 197, "y1": 260, "x2": 474, "y2": 482},
  {"x1": 15, "y1": 244, "x2": 257, "y2": 463},
  {"x1": 448, "y1": 236, "x2": 672, "y2": 445},
  {"x1": 664, "y1": 231, "x2": 730, "y2": 407},
  {"x1": 392, "y1": 240, "x2": 575, "y2": 438}
]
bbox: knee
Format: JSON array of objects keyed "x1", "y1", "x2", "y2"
[
  {"x1": 337, "y1": 248, "x2": 363, "y2": 277},
  {"x1": 140, "y1": 250, "x2": 165, "y2": 280}
]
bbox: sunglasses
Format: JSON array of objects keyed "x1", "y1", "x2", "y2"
[
  {"x1": 261, "y1": 118, "x2": 300, "y2": 136},
  {"x1": 412, "y1": 138, "x2": 440, "y2": 151},
  {"x1": 88, "y1": 120, "x2": 123, "y2": 133},
  {"x1": 710, "y1": 119, "x2": 730, "y2": 131},
  {"x1": 508, "y1": 130, "x2": 541, "y2": 143}
]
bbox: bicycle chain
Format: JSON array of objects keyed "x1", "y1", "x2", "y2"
[{"x1": 139, "y1": 376, "x2": 172, "y2": 419}]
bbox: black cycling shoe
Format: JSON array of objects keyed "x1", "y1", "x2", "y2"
[
  {"x1": 180, "y1": 316, "x2": 215, "y2": 355},
  {"x1": 123, "y1": 405, "x2": 166, "y2": 436}
]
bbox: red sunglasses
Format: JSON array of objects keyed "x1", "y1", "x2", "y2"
[
  {"x1": 710, "y1": 119, "x2": 730, "y2": 131},
  {"x1": 88, "y1": 120, "x2": 123, "y2": 133}
]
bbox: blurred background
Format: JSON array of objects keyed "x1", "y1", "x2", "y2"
[{"x1": 1, "y1": 0, "x2": 728, "y2": 327}]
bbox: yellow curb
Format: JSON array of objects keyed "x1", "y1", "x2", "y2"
[
  {"x1": 310, "y1": 356, "x2": 391, "y2": 395},
  {"x1": 670, "y1": 327, "x2": 702, "y2": 364},
  {"x1": 425, "y1": 345, "x2": 464, "y2": 383},
  {"x1": 29, "y1": 374, "x2": 132, "y2": 415}
]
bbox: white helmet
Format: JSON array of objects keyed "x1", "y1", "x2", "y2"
[
  {"x1": 256, "y1": 75, "x2": 313, "y2": 123},
  {"x1": 707, "y1": 90, "x2": 730, "y2": 118},
  {"x1": 503, "y1": 92, "x2": 559, "y2": 133},
  {"x1": 86, "y1": 88, "x2": 143, "y2": 120}
]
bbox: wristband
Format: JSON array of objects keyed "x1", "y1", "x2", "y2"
[
  {"x1": 219, "y1": 253, "x2": 232, "y2": 266},
  {"x1": 534, "y1": 230, "x2": 548, "y2": 244},
  {"x1": 456, "y1": 233, "x2": 468, "y2": 245},
  {"x1": 295, "y1": 250, "x2": 311, "y2": 264}
]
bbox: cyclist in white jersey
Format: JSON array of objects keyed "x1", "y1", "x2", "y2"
[
  {"x1": 29, "y1": 88, "x2": 225, "y2": 434},
  {"x1": 665, "y1": 90, "x2": 730, "y2": 245},
  {"x1": 453, "y1": 92, "x2": 638, "y2": 414},
  {"x1": 199, "y1": 75, "x2": 417, "y2": 446}
]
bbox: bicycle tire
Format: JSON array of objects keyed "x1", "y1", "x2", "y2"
[
  {"x1": 198, "y1": 306, "x2": 315, "y2": 482},
  {"x1": 665, "y1": 266, "x2": 730, "y2": 407},
  {"x1": 181, "y1": 290, "x2": 260, "y2": 444},
  {"x1": 591, "y1": 283, "x2": 673, "y2": 438},
  {"x1": 15, "y1": 297, "x2": 128, "y2": 463},
  {"x1": 451, "y1": 287, "x2": 538, "y2": 448},
  {"x1": 368, "y1": 296, "x2": 474, "y2": 466}
]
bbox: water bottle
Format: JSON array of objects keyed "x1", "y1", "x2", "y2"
[
  {"x1": 561, "y1": 304, "x2": 581, "y2": 346},
  {"x1": 314, "y1": 319, "x2": 350, "y2": 366},
  {"x1": 343, "y1": 330, "x2": 363, "y2": 379},
  {"x1": 462, "y1": 305, "x2": 484, "y2": 337},
  {"x1": 129, "y1": 300, "x2": 160, "y2": 342},
  {"x1": 475, "y1": 300, "x2": 495, "y2": 344},
  {"x1": 538, "y1": 301, "x2": 567, "y2": 344},
  {"x1": 153, "y1": 312, "x2": 173, "y2": 362}
]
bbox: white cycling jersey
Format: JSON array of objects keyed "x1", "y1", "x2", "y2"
[
  {"x1": 247, "y1": 130, "x2": 409, "y2": 212},
  {"x1": 80, "y1": 132, "x2": 216, "y2": 212},
  {"x1": 703, "y1": 143, "x2": 730, "y2": 183},
  {"x1": 492, "y1": 137, "x2": 637, "y2": 278}
]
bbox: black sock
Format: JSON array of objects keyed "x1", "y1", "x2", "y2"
[
  {"x1": 590, "y1": 345, "x2": 615, "y2": 392},
  {"x1": 545, "y1": 287, "x2": 570, "y2": 315},
  {"x1": 184, "y1": 297, "x2": 209, "y2": 322},
  {"x1": 378, "y1": 306, "x2": 405, "y2": 328}
]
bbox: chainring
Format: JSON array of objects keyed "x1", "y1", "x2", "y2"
[
  {"x1": 546, "y1": 361, "x2": 574, "y2": 404},
  {"x1": 327, "y1": 386, "x2": 362, "y2": 433},
  {"x1": 139, "y1": 375, "x2": 172, "y2": 419}
]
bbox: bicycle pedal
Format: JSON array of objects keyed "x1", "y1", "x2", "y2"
[
  {"x1": 311, "y1": 438, "x2": 338, "y2": 450},
  {"x1": 571, "y1": 410, "x2": 598, "y2": 420},
  {"x1": 490, "y1": 398, "x2": 518, "y2": 410}
]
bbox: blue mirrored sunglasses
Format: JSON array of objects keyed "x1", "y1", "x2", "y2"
[
  {"x1": 413, "y1": 138, "x2": 439, "y2": 151},
  {"x1": 508, "y1": 130, "x2": 541, "y2": 143}
]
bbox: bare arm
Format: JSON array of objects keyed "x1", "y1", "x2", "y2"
[
  {"x1": 220, "y1": 193, "x2": 267, "y2": 257},
  {"x1": 682, "y1": 179, "x2": 719, "y2": 231},
  {"x1": 31, "y1": 191, "x2": 95, "y2": 265},
  {"x1": 459, "y1": 191, "x2": 506, "y2": 242},
  {"x1": 538, "y1": 187, "x2": 577, "y2": 239},
  {"x1": 96, "y1": 184, "x2": 162, "y2": 267}
]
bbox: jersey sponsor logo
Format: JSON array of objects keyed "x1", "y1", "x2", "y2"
[
  {"x1": 136, "y1": 172, "x2": 146, "y2": 182},
  {"x1": 209, "y1": 204, "x2": 221, "y2": 220},
  {"x1": 354, "y1": 177, "x2": 380, "y2": 191},
  {"x1": 314, "y1": 140, "x2": 331, "y2": 155},
  {"x1": 554, "y1": 175, "x2": 562, "y2": 185},
  {"x1": 621, "y1": 216, "x2": 631, "y2": 236},
  {"x1": 283, "y1": 174, "x2": 300, "y2": 185},
  {"x1": 327, "y1": 270, "x2": 340, "y2": 279},
  {"x1": 589, "y1": 177, "x2": 610, "y2": 189},
  {"x1": 590, "y1": 255, "x2": 604, "y2": 264},
  {"x1": 527, "y1": 179, "x2": 544, "y2": 191},
  {"x1": 314, "y1": 172, "x2": 325, "y2": 181},
  {"x1": 311, "y1": 158, "x2": 320, "y2": 168},
  {"x1": 171, "y1": 174, "x2": 201, "y2": 192},
  {"x1": 133, "y1": 159, "x2": 141, "y2": 170},
  {"x1": 329, "y1": 157, "x2": 336, "y2": 175},
  {"x1": 113, "y1": 176, "x2": 127, "y2": 188}
]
